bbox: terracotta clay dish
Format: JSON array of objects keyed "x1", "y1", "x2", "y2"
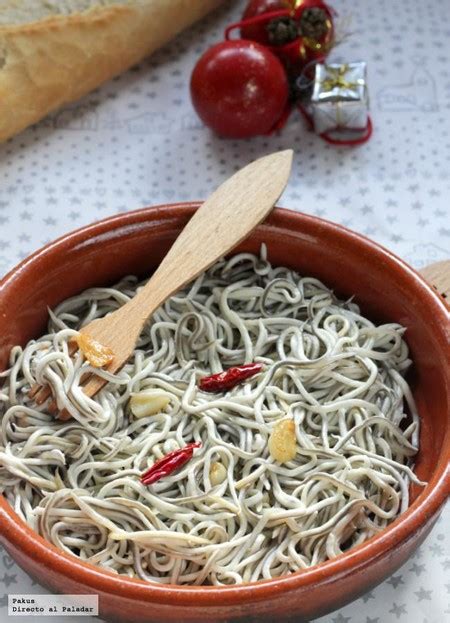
[{"x1": 0, "y1": 204, "x2": 448, "y2": 623}]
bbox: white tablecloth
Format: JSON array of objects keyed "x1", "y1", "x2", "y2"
[{"x1": 0, "y1": 1, "x2": 448, "y2": 621}]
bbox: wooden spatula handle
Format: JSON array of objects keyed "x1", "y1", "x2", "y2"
[{"x1": 128, "y1": 150, "x2": 293, "y2": 324}]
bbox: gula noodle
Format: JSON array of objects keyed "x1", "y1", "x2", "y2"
[{"x1": 0, "y1": 246, "x2": 423, "y2": 585}]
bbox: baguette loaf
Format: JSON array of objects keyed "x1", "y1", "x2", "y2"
[{"x1": 0, "y1": 0, "x2": 223, "y2": 142}]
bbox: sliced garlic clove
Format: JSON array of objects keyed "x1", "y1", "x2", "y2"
[
  {"x1": 268, "y1": 418, "x2": 297, "y2": 463},
  {"x1": 209, "y1": 461, "x2": 227, "y2": 486},
  {"x1": 130, "y1": 390, "x2": 171, "y2": 418},
  {"x1": 76, "y1": 332, "x2": 114, "y2": 368}
]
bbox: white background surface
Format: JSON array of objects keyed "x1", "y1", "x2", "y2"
[{"x1": 0, "y1": 1, "x2": 449, "y2": 621}]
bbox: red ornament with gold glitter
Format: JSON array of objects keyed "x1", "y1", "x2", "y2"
[
  {"x1": 190, "y1": 40, "x2": 290, "y2": 138},
  {"x1": 226, "y1": 0, "x2": 334, "y2": 78}
]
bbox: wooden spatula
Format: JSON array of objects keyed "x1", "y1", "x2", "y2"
[{"x1": 30, "y1": 150, "x2": 293, "y2": 411}]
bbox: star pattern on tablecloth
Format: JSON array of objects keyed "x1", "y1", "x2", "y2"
[
  {"x1": 429, "y1": 543, "x2": 444, "y2": 557},
  {"x1": 0, "y1": 573, "x2": 16, "y2": 588},
  {"x1": 414, "y1": 588, "x2": 433, "y2": 601},
  {"x1": 332, "y1": 614, "x2": 351, "y2": 623},
  {"x1": 389, "y1": 602, "x2": 407, "y2": 619},
  {"x1": 409, "y1": 562, "x2": 426, "y2": 576},
  {"x1": 387, "y1": 575, "x2": 405, "y2": 589},
  {"x1": 361, "y1": 591, "x2": 375, "y2": 603}
]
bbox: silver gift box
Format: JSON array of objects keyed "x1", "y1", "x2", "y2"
[{"x1": 311, "y1": 62, "x2": 369, "y2": 134}]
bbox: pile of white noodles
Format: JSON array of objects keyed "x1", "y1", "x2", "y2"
[{"x1": 0, "y1": 247, "x2": 423, "y2": 585}]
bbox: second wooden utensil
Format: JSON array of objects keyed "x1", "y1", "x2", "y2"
[{"x1": 420, "y1": 260, "x2": 450, "y2": 305}]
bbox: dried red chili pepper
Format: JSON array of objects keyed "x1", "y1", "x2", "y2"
[
  {"x1": 140, "y1": 442, "x2": 201, "y2": 486},
  {"x1": 199, "y1": 363, "x2": 263, "y2": 393}
]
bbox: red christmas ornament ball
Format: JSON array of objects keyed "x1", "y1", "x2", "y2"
[{"x1": 190, "y1": 40, "x2": 289, "y2": 139}]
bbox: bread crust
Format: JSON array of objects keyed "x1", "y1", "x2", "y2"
[{"x1": 0, "y1": 0, "x2": 222, "y2": 141}]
